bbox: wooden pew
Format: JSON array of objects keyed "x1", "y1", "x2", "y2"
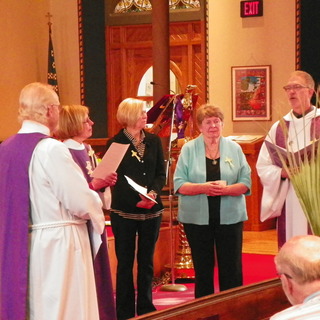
[{"x1": 133, "y1": 278, "x2": 291, "y2": 320}]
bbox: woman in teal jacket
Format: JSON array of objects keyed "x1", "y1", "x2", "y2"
[{"x1": 174, "y1": 104, "x2": 251, "y2": 298}]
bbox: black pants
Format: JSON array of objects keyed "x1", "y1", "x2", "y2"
[
  {"x1": 110, "y1": 212, "x2": 162, "y2": 320},
  {"x1": 183, "y1": 221, "x2": 243, "y2": 298}
]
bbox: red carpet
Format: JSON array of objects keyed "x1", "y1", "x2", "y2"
[{"x1": 152, "y1": 253, "x2": 277, "y2": 311}]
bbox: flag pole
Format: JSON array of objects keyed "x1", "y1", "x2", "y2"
[{"x1": 46, "y1": 12, "x2": 59, "y2": 95}]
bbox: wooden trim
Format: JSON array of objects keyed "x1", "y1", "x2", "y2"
[
  {"x1": 135, "y1": 278, "x2": 290, "y2": 320},
  {"x1": 85, "y1": 138, "x2": 109, "y2": 146},
  {"x1": 295, "y1": 0, "x2": 301, "y2": 70},
  {"x1": 77, "y1": 0, "x2": 85, "y2": 104}
]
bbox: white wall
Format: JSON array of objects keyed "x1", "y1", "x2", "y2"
[
  {"x1": 207, "y1": 0, "x2": 296, "y2": 136},
  {"x1": 0, "y1": 0, "x2": 297, "y2": 140},
  {"x1": 0, "y1": 0, "x2": 80, "y2": 141}
]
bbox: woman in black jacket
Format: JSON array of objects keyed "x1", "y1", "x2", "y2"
[{"x1": 106, "y1": 98, "x2": 166, "y2": 320}]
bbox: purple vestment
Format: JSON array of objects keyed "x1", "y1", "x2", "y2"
[
  {"x1": 0, "y1": 133, "x2": 47, "y2": 320},
  {"x1": 275, "y1": 118, "x2": 319, "y2": 246},
  {"x1": 68, "y1": 145, "x2": 116, "y2": 320}
]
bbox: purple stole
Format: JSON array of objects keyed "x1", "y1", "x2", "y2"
[
  {"x1": 68, "y1": 145, "x2": 116, "y2": 320},
  {"x1": 275, "y1": 117, "x2": 319, "y2": 246},
  {"x1": 0, "y1": 133, "x2": 48, "y2": 320},
  {"x1": 68, "y1": 146, "x2": 93, "y2": 183}
]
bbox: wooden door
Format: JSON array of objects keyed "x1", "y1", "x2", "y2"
[{"x1": 106, "y1": 21, "x2": 206, "y2": 137}]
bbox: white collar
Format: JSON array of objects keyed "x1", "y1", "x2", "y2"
[
  {"x1": 18, "y1": 120, "x2": 50, "y2": 135},
  {"x1": 63, "y1": 139, "x2": 85, "y2": 150}
]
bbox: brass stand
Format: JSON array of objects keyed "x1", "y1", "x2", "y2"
[
  {"x1": 160, "y1": 86, "x2": 197, "y2": 291},
  {"x1": 160, "y1": 194, "x2": 187, "y2": 292},
  {"x1": 160, "y1": 100, "x2": 186, "y2": 292},
  {"x1": 171, "y1": 222, "x2": 194, "y2": 277}
]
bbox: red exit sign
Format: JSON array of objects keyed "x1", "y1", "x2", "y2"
[{"x1": 240, "y1": 1, "x2": 263, "y2": 18}]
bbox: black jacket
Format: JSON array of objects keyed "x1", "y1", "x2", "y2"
[{"x1": 106, "y1": 129, "x2": 166, "y2": 214}]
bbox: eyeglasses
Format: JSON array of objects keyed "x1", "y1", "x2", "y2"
[
  {"x1": 283, "y1": 84, "x2": 309, "y2": 92},
  {"x1": 47, "y1": 104, "x2": 61, "y2": 112},
  {"x1": 277, "y1": 272, "x2": 293, "y2": 280},
  {"x1": 83, "y1": 117, "x2": 93, "y2": 124},
  {"x1": 203, "y1": 119, "x2": 222, "y2": 127}
]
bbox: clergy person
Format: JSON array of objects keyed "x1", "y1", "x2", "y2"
[
  {"x1": 0, "y1": 82, "x2": 106, "y2": 320},
  {"x1": 256, "y1": 71, "x2": 320, "y2": 247}
]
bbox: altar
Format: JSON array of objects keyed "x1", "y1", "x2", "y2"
[{"x1": 235, "y1": 136, "x2": 276, "y2": 231}]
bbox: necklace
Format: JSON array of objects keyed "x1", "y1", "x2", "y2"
[{"x1": 206, "y1": 146, "x2": 220, "y2": 165}]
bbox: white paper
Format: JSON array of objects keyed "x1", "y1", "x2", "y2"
[
  {"x1": 92, "y1": 142, "x2": 129, "y2": 179},
  {"x1": 228, "y1": 135, "x2": 264, "y2": 142},
  {"x1": 124, "y1": 175, "x2": 158, "y2": 203}
]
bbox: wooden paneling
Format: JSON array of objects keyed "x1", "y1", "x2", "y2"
[
  {"x1": 106, "y1": 21, "x2": 206, "y2": 137},
  {"x1": 106, "y1": 225, "x2": 178, "y2": 290},
  {"x1": 238, "y1": 138, "x2": 276, "y2": 231}
]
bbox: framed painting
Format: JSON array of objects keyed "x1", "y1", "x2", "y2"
[{"x1": 231, "y1": 65, "x2": 271, "y2": 121}]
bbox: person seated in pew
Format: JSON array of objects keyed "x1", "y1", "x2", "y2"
[{"x1": 271, "y1": 235, "x2": 320, "y2": 319}]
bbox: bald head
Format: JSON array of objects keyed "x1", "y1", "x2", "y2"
[{"x1": 275, "y1": 235, "x2": 320, "y2": 285}]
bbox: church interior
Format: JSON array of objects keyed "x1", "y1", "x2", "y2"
[{"x1": 1, "y1": 1, "x2": 320, "y2": 319}]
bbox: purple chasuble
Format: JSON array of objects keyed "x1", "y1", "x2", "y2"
[
  {"x1": 0, "y1": 133, "x2": 48, "y2": 320},
  {"x1": 68, "y1": 144, "x2": 116, "y2": 320}
]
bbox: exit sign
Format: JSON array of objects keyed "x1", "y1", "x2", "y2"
[{"x1": 240, "y1": 1, "x2": 263, "y2": 18}]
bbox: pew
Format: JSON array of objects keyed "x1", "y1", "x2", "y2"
[{"x1": 133, "y1": 278, "x2": 291, "y2": 320}]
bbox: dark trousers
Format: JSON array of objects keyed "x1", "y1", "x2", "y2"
[
  {"x1": 110, "y1": 212, "x2": 161, "y2": 320},
  {"x1": 183, "y1": 221, "x2": 243, "y2": 298}
]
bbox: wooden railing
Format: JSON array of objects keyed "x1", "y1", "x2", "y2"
[{"x1": 133, "y1": 278, "x2": 290, "y2": 320}]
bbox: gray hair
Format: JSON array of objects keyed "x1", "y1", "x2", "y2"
[{"x1": 18, "y1": 82, "x2": 59, "y2": 124}]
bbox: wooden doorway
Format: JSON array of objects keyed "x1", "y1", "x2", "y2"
[{"x1": 106, "y1": 20, "x2": 207, "y2": 137}]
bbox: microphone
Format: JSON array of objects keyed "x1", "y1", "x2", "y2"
[{"x1": 150, "y1": 81, "x2": 176, "y2": 94}]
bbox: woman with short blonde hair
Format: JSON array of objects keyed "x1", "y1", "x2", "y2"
[
  {"x1": 57, "y1": 104, "x2": 89, "y2": 140},
  {"x1": 107, "y1": 97, "x2": 166, "y2": 320}
]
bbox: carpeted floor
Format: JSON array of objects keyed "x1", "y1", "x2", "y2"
[{"x1": 152, "y1": 253, "x2": 277, "y2": 310}]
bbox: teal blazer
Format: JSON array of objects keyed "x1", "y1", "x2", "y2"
[{"x1": 174, "y1": 135, "x2": 251, "y2": 225}]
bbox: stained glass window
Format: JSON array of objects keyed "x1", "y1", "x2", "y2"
[
  {"x1": 114, "y1": 0, "x2": 200, "y2": 13},
  {"x1": 114, "y1": 0, "x2": 152, "y2": 13},
  {"x1": 169, "y1": 0, "x2": 200, "y2": 9}
]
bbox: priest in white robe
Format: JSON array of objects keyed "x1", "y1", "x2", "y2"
[
  {"x1": 256, "y1": 71, "x2": 320, "y2": 247},
  {"x1": 0, "y1": 82, "x2": 107, "y2": 320}
]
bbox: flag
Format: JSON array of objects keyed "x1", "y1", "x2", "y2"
[{"x1": 47, "y1": 26, "x2": 59, "y2": 95}]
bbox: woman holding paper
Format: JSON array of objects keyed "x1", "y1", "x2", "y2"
[
  {"x1": 174, "y1": 104, "x2": 251, "y2": 298},
  {"x1": 106, "y1": 98, "x2": 166, "y2": 320},
  {"x1": 57, "y1": 104, "x2": 117, "y2": 320}
]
